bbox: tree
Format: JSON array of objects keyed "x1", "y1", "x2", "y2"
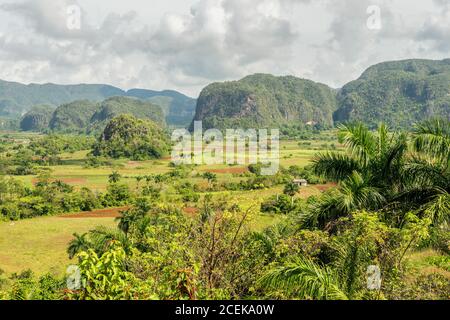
[
  {"x1": 259, "y1": 257, "x2": 347, "y2": 300},
  {"x1": 92, "y1": 114, "x2": 170, "y2": 160},
  {"x1": 67, "y1": 233, "x2": 90, "y2": 259},
  {"x1": 109, "y1": 171, "x2": 122, "y2": 184},
  {"x1": 202, "y1": 172, "x2": 217, "y2": 188},
  {"x1": 401, "y1": 118, "x2": 450, "y2": 225},
  {"x1": 310, "y1": 123, "x2": 407, "y2": 226},
  {"x1": 283, "y1": 182, "x2": 300, "y2": 205}
]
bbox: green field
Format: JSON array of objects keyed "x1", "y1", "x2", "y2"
[
  {"x1": 0, "y1": 136, "x2": 331, "y2": 275},
  {"x1": 0, "y1": 130, "x2": 448, "y2": 299},
  {"x1": 0, "y1": 216, "x2": 116, "y2": 275}
]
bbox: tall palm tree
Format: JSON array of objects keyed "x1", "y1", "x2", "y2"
[
  {"x1": 108, "y1": 171, "x2": 122, "y2": 184},
  {"x1": 308, "y1": 123, "x2": 406, "y2": 226},
  {"x1": 313, "y1": 122, "x2": 407, "y2": 190},
  {"x1": 400, "y1": 119, "x2": 450, "y2": 225},
  {"x1": 67, "y1": 233, "x2": 90, "y2": 259},
  {"x1": 301, "y1": 172, "x2": 385, "y2": 229},
  {"x1": 88, "y1": 226, "x2": 132, "y2": 255}
]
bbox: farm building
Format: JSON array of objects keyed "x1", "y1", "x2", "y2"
[{"x1": 292, "y1": 179, "x2": 308, "y2": 187}]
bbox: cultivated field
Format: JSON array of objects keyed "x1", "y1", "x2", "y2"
[{"x1": 0, "y1": 132, "x2": 448, "y2": 287}]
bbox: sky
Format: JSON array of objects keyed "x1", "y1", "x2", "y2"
[{"x1": 0, "y1": 0, "x2": 449, "y2": 97}]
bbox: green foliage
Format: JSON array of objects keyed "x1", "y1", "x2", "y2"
[
  {"x1": 260, "y1": 194, "x2": 302, "y2": 214},
  {"x1": 191, "y1": 73, "x2": 337, "y2": 130},
  {"x1": 283, "y1": 182, "x2": 300, "y2": 197},
  {"x1": 88, "y1": 96, "x2": 165, "y2": 134},
  {"x1": 259, "y1": 257, "x2": 348, "y2": 300},
  {"x1": 49, "y1": 100, "x2": 100, "y2": 133},
  {"x1": 0, "y1": 79, "x2": 195, "y2": 127},
  {"x1": 1, "y1": 270, "x2": 64, "y2": 300},
  {"x1": 20, "y1": 105, "x2": 54, "y2": 132},
  {"x1": 28, "y1": 134, "x2": 95, "y2": 162},
  {"x1": 93, "y1": 114, "x2": 170, "y2": 160},
  {"x1": 70, "y1": 242, "x2": 136, "y2": 300},
  {"x1": 334, "y1": 59, "x2": 450, "y2": 129}
]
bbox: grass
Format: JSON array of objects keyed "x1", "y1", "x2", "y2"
[
  {"x1": 0, "y1": 215, "x2": 117, "y2": 276},
  {"x1": 0, "y1": 132, "x2": 340, "y2": 276},
  {"x1": 405, "y1": 249, "x2": 450, "y2": 279}
]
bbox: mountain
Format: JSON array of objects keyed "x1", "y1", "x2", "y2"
[
  {"x1": 125, "y1": 89, "x2": 196, "y2": 127},
  {"x1": 48, "y1": 97, "x2": 165, "y2": 134},
  {"x1": 93, "y1": 114, "x2": 170, "y2": 160},
  {"x1": 88, "y1": 96, "x2": 165, "y2": 133},
  {"x1": 0, "y1": 80, "x2": 122, "y2": 117},
  {"x1": 190, "y1": 74, "x2": 338, "y2": 130},
  {"x1": 334, "y1": 59, "x2": 450, "y2": 128},
  {"x1": 49, "y1": 100, "x2": 100, "y2": 133},
  {"x1": 0, "y1": 79, "x2": 195, "y2": 127},
  {"x1": 20, "y1": 105, "x2": 55, "y2": 131}
]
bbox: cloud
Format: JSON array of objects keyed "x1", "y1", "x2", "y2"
[
  {"x1": 415, "y1": 0, "x2": 450, "y2": 52},
  {"x1": 0, "y1": 0, "x2": 448, "y2": 97},
  {"x1": 147, "y1": 0, "x2": 297, "y2": 80}
]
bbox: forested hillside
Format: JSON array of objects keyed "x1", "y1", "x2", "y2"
[
  {"x1": 20, "y1": 105, "x2": 55, "y2": 131},
  {"x1": 334, "y1": 59, "x2": 450, "y2": 128},
  {"x1": 47, "y1": 97, "x2": 165, "y2": 134},
  {"x1": 191, "y1": 74, "x2": 338, "y2": 130},
  {"x1": 0, "y1": 79, "x2": 195, "y2": 127}
]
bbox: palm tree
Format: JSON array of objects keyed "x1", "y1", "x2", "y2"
[
  {"x1": 116, "y1": 201, "x2": 149, "y2": 235},
  {"x1": 283, "y1": 182, "x2": 300, "y2": 205},
  {"x1": 259, "y1": 257, "x2": 348, "y2": 300},
  {"x1": 88, "y1": 226, "x2": 132, "y2": 255},
  {"x1": 67, "y1": 233, "x2": 90, "y2": 259},
  {"x1": 309, "y1": 123, "x2": 406, "y2": 226},
  {"x1": 313, "y1": 122, "x2": 407, "y2": 190},
  {"x1": 400, "y1": 119, "x2": 450, "y2": 225},
  {"x1": 202, "y1": 172, "x2": 217, "y2": 188},
  {"x1": 301, "y1": 172, "x2": 385, "y2": 229},
  {"x1": 109, "y1": 171, "x2": 122, "y2": 184}
]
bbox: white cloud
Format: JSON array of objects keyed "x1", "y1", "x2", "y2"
[{"x1": 0, "y1": 0, "x2": 449, "y2": 97}]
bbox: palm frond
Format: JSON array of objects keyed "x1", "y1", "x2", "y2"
[
  {"x1": 337, "y1": 123, "x2": 376, "y2": 165},
  {"x1": 421, "y1": 190, "x2": 450, "y2": 225},
  {"x1": 312, "y1": 151, "x2": 361, "y2": 181},
  {"x1": 413, "y1": 118, "x2": 450, "y2": 160},
  {"x1": 259, "y1": 257, "x2": 347, "y2": 300}
]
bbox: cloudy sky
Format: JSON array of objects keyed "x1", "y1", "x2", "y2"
[{"x1": 0, "y1": 0, "x2": 449, "y2": 97}]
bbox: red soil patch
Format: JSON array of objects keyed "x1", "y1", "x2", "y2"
[
  {"x1": 59, "y1": 206, "x2": 130, "y2": 219},
  {"x1": 32, "y1": 178, "x2": 87, "y2": 185},
  {"x1": 183, "y1": 207, "x2": 199, "y2": 217},
  {"x1": 203, "y1": 167, "x2": 248, "y2": 174},
  {"x1": 315, "y1": 183, "x2": 338, "y2": 192}
]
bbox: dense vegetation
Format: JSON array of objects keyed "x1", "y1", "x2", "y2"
[
  {"x1": 125, "y1": 89, "x2": 196, "y2": 127},
  {"x1": 20, "y1": 105, "x2": 54, "y2": 132},
  {"x1": 93, "y1": 115, "x2": 170, "y2": 160},
  {"x1": 48, "y1": 97, "x2": 165, "y2": 134},
  {"x1": 334, "y1": 59, "x2": 450, "y2": 128},
  {"x1": 191, "y1": 74, "x2": 338, "y2": 130},
  {"x1": 0, "y1": 118, "x2": 447, "y2": 300},
  {"x1": 49, "y1": 100, "x2": 100, "y2": 133},
  {"x1": 0, "y1": 79, "x2": 195, "y2": 127}
]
